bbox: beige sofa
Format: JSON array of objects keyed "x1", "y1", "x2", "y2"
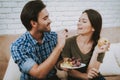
[{"x1": 0, "y1": 27, "x2": 120, "y2": 80}]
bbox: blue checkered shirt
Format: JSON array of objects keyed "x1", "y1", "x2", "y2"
[{"x1": 11, "y1": 31, "x2": 57, "y2": 80}]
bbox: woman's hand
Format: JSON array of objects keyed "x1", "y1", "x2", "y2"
[
  {"x1": 87, "y1": 68, "x2": 99, "y2": 79},
  {"x1": 59, "y1": 58, "x2": 72, "y2": 72},
  {"x1": 95, "y1": 44, "x2": 110, "y2": 54},
  {"x1": 94, "y1": 38, "x2": 110, "y2": 54}
]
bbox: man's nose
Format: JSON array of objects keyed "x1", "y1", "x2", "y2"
[{"x1": 48, "y1": 18, "x2": 52, "y2": 23}]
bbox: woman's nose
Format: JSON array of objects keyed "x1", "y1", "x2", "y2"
[{"x1": 77, "y1": 22, "x2": 81, "y2": 26}]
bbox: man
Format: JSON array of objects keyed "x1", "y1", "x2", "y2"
[{"x1": 11, "y1": 0, "x2": 67, "y2": 80}]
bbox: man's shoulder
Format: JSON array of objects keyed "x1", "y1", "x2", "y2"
[
  {"x1": 44, "y1": 31, "x2": 57, "y2": 39},
  {"x1": 12, "y1": 33, "x2": 28, "y2": 46},
  {"x1": 45, "y1": 31, "x2": 57, "y2": 35}
]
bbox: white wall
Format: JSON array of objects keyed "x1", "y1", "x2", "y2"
[{"x1": 0, "y1": 0, "x2": 120, "y2": 35}]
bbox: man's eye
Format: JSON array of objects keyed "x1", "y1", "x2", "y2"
[
  {"x1": 44, "y1": 17, "x2": 47, "y2": 20},
  {"x1": 43, "y1": 16, "x2": 48, "y2": 20}
]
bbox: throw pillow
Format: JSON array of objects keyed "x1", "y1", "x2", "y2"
[{"x1": 99, "y1": 43, "x2": 120, "y2": 75}]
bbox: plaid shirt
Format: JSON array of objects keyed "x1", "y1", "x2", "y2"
[{"x1": 11, "y1": 31, "x2": 57, "y2": 80}]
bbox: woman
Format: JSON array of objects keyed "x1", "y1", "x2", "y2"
[{"x1": 59, "y1": 9, "x2": 110, "y2": 80}]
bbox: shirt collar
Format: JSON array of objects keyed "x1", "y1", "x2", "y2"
[
  {"x1": 26, "y1": 31, "x2": 55, "y2": 45},
  {"x1": 26, "y1": 31, "x2": 38, "y2": 45},
  {"x1": 43, "y1": 32, "x2": 53, "y2": 42}
]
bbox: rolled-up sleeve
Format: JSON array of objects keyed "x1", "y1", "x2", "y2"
[
  {"x1": 11, "y1": 43, "x2": 36, "y2": 73},
  {"x1": 21, "y1": 58, "x2": 36, "y2": 73},
  {"x1": 97, "y1": 52, "x2": 105, "y2": 63}
]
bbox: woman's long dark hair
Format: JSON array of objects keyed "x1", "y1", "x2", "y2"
[{"x1": 83, "y1": 9, "x2": 102, "y2": 47}]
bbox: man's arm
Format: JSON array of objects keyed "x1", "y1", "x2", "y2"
[
  {"x1": 29, "y1": 45, "x2": 62, "y2": 78},
  {"x1": 29, "y1": 30, "x2": 67, "y2": 79}
]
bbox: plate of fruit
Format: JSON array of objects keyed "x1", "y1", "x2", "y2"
[{"x1": 60, "y1": 57, "x2": 86, "y2": 69}]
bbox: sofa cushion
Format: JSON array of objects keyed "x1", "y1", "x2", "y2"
[
  {"x1": 99, "y1": 43, "x2": 120, "y2": 76},
  {"x1": 3, "y1": 57, "x2": 21, "y2": 80},
  {"x1": 110, "y1": 43, "x2": 120, "y2": 67}
]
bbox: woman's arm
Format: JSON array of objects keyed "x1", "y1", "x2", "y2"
[
  {"x1": 88, "y1": 42, "x2": 110, "y2": 70},
  {"x1": 87, "y1": 43, "x2": 110, "y2": 79},
  {"x1": 68, "y1": 70, "x2": 89, "y2": 80},
  {"x1": 87, "y1": 50, "x2": 101, "y2": 79},
  {"x1": 68, "y1": 43, "x2": 110, "y2": 80},
  {"x1": 88, "y1": 50, "x2": 101, "y2": 70}
]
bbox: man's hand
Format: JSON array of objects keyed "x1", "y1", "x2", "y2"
[{"x1": 57, "y1": 29, "x2": 68, "y2": 49}]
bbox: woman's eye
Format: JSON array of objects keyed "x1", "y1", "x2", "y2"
[
  {"x1": 78, "y1": 19, "x2": 87, "y2": 23},
  {"x1": 83, "y1": 21, "x2": 87, "y2": 23}
]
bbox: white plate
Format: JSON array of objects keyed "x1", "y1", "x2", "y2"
[{"x1": 60, "y1": 63, "x2": 86, "y2": 69}]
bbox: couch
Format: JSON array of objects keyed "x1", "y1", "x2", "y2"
[{"x1": 0, "y1": 27, "x2": 120, "y2": 80}]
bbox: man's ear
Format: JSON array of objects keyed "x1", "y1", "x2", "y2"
[{"x1": 30, "y1": 20, "x2": 37, "y2": 28}]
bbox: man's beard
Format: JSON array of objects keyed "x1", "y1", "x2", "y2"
[
  {"x1": 46, "y1": 23, "x2": 51, "y2": 32},
  {"x1": 38, "y1": 27, "x2": 51, "y2": 33}
]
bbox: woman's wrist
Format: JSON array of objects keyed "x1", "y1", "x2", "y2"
[{"x1": 93, "y1": 50, "x2": 99, "y2": 56}]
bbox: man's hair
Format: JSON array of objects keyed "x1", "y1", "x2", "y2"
[{"x1": 20, "y1": 0, "x2": 46, "y2": 31}]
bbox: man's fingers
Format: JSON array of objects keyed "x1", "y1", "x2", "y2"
[
  {"x1": 64, "y1": 29, "x2": 68, "y2": 32},
  {"x1": 63, "y1": 29, "x2": 68, "y2": 37}
]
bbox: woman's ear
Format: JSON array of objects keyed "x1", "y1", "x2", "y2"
[
  {"x1": 92, "y1": 28, "x2": 95, "y2": 31},
  {"x1": 30, "y1": 20, "x2": 37, "y2": 28}
]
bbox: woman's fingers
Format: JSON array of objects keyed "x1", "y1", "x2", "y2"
[{"x1": 88, "y1": 68, "x2": 99, "y2": 79}]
